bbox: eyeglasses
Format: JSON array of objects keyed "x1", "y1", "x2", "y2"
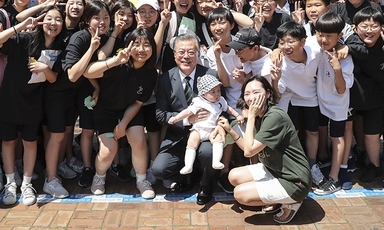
[
  {"x1": 137, "y1": 9, "x2": 157, "y2": 17},
  {"x1": 278, "y1": 40, "x2": 299, "y2": 47},
  {"x1": 357, "y1": 25, "x2": 381, "y2": 33},
  {"x1": 256, "y1": 0, "x2": 276, "y2": 4},
  {"x1": 175, "y1": 50, "x2": 197, "y2": 57}
]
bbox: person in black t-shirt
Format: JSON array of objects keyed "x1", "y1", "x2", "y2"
[
  {"x1": 83, "y1": 28, "x2": 158, "y2": 199},
  {"x1": 0, "y1": 6, "x2": 66, "y2": 206}
]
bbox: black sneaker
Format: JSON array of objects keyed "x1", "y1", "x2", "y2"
[
  {"x1": 78, "y1": 167, "x2": 94, "y2": 188},
  {"x1": 359, "y1": 163, "x2": 382, "y2": 183},
  {"x1": 347, "y1": 156, "x2": 357, "y2": 173},
  {"x1": 109, "y1": 164, "x2": 131, "y2": 182},
  {"x1": 353, "y1": 145, "x2": 368, "y2": 169},
  {"x1": 314, "y1": 177, "x2": 341, "y2": 195},
  {"x1": 317, "y1": 156, "x2": 332, "y2": 169},
  {"x1": 217, "y1": 172, "x2": 234, "y2": 194}
]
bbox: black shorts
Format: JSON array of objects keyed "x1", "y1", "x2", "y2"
[
  {"x1": 93, "y1": 107, "x2": 145, "y2": 135},
  {"x1": 142, "y1": 103, "x2": 160, "y2": 132},
  {"x1": 0, "y1": 121, "x2": 40, "y2": 141},
  {"x1": 319, "y1": 113, "x2": 346, "y2": 137},
  {"x1": 43, "y1": 104, "x2": 77, "y2": 133},
  {"x1": 76, "y1": 81, "x2": 94, "y2": 130},
  {"x1": 288, "y1": 105, "x2": 319, "y2": 132},
  {"x1": 356, "y1": 109, "x2": 384, "y2": 135}
]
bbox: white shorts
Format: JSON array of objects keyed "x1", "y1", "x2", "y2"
[{"x1": 246, "y1": 163, "x2": 296, "y2": 204}]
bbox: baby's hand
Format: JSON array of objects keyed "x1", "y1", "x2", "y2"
[{"x1": 168, "y1": 117, "x2": 177, "y2": 124}]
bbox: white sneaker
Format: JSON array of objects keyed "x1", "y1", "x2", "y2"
[
  {"x1": 58, "y1": 161, "x2": 77, "y2": 179},
  {"x1": 43, "y1": 177, "x2": 69, "y2": 198},
  {"x1": 91, "y1": 175, "x2": 105, "y2": 195},
  {"x1": 14, "y1": 166, "x2": 22, "y2": 186},
  {"x1": 136, "y1": 179, "x2": 155, "y2": 199},
  {"x1": 2, "y1": 182, "x2": 17, "y2": 205},
  {"x1": 21, "y1": 183, "x2": 36, "y2": 206},
  {"x1": 0, "y1": 166, "x2": 4, "y2": 191},
  {"x1": 68, "y1": 157, "x2": 84, "y2": 174},
  {"x1": 311, "y1": 164, "x2": 325, "y2": 186}
]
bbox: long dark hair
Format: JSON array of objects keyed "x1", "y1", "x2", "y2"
[
  {"x1": 79, "y1": 0, "x2": 110, "y2": 30},
  {"x1": 125, "y1": 27, "x2": 156, "y2": 69},
  {"x1": 236, "y1": 75, "x2": 277, "y2": 110},
  {"x1": 110, "y1": 0, "x2": 137, "y2": 39},
  {"x1": 29, "y1": 5, "x2": 67, "y2": 56}
]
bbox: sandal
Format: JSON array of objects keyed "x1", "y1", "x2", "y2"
[
  {"x1": 272, "y1": 202, "x2": 302, "y2": 224},
  {"x1": 261, "y1": 204, "x2": 281, "y2": 214}
]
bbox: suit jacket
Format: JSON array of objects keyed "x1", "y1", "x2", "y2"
[{"x1": 156, "y1": 64, "x2": 218, "y2": 148}]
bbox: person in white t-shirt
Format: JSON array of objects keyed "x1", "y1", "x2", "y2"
[
  {"x1": 271, "y1": 21, "x2": 324, "y2": 190},
  {"x1": 168, "y1": 75, "x2": 244, "y2": 175},
  {"x1": 226, "y1": 27, "x2": 273, "y2": 84},
  {"x1": 313, "y1": 12, "x2": 354, "y2": 196}
]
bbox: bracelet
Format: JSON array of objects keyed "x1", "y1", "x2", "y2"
[
  {"x1": 105, "y1": 60, "x2": 110, "y2": 69},
  {"x1": 110, "y1": 35, "x2": 116, "y2": 39},
  {"x1": 12, "y1": 26, "x2": 17, "y2": 34},
  {"x1": 233, "y1": 135, "x2": 240, "y2": 142}
]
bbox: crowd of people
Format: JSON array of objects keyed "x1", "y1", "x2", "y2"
[{"x1": 0, "y1": 0, "x2": 383, "y2": 224}]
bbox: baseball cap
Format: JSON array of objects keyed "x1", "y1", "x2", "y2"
[
  {"x1": 136, "y1": 0, "x2": 160, "y2": 11},
  {"x1": 226, "y1": 27, "x2": 262, "y2": 50}
]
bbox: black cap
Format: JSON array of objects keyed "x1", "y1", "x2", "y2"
[{"x1": 226, "y1": 27, "x2": 262, "y2": 50}]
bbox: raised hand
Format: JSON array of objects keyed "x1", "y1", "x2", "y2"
[
  {"x1": 248, "y1": 95, "x2": 266, "y2": 118},
  {"x1": 115, "y1": 41, "x2": 133, "y2": 64},
  {"x1": 211, "y1": 37, "x2": 222, "y2": 57},
  {"x1": 113, "y1": 19, "x2": 126, "y2": 36},
  {"x1": 232, "y1": 68, "x2": 247, "y2": 84},
  {"x1": 291, "y1": 1, "x2": 304, "y2": 24},
  {"x1": 22, "y1": 13, "x2": 47, "y2": 31},
  {"x1": 270, "y1": 52, "x2": 282, "y2": 82},
  {"x1": 135, "y1": 13, "x2": 146, "y2": 28},
  {"x1": 160, "y1": 0, "x2": 172, "y2": 25},
  {"x1": 254, "y1": 4, "x2": 264, "y2": 32},
  {"x1": 89, "y1": 27, "x2": 101, "y2": 52},
  {"x1": 324, "y1": 48, "x2": 341, "y2": 71}
]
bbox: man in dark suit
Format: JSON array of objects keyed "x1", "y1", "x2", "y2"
[{"x1": 152, "y1": 33, "x2": 219, "y2": 205}]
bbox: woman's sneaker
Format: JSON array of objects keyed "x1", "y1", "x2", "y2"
[
  {"x1": 21, "y1": 183, "x2": 37, "y2": 206},
  {"x1": 68, "y1": 157, "x2": 84, "y2": 174},
  {"x1": 311, "y1": 164, "x2": 325, "y2": 187},
  {"x1": 339, "y1": 168, "x2": 352, "y2": 190},
  {"x1": 2, "y1": 182, "x2": 17, "y2": 205},
  {"x1": 136, "y1": 179, "x2": 155, "y2": 199},
  {"x1": 314, "y1": 177, "x2": 341, "y2": 195},
  {"x1": 78, "y1": 167, "x2": 94, "y2": 188},
  {"x1": 43, "y1": 177, "x2": 69, "y2": 198},
  {"x1": 58, "y1": 160, "x2": 77, "y2": 179},
  {"x1": 109, "y1": 164, "x2": 131, "y2": 182},
  {"x1": 91, "y1": 175, "x2": 105, "y2": 195}
]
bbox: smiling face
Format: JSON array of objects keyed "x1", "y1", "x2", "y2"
[
  {"x1": 209, "y1": 18, "x2": 234, "y2": 42},
  {"x1": 203, "y1": 85, "x2": 221, "y2": 103},
  {"x1": 173, "y1": 0, "x2": 193, "y2": 16},
  {"x1": 243, "y1": 80, "x2": 270, "y2": 107},
  {"x1": 88, "y1": 8, "x2": 110, "y2": 35},
  {"x1": 316, "y1": 31, "x2": 342, "y2": 51},
  {"x1": 174, "y1": 39, "x2": 199, "y2": 75},
  {"x1": 114, "y1": 7, "x2": 134, "y2": 30},
  {"x1": 66, "y1": 0, "x2": 84, "y2": 20},
  {"x1": 255, "y1": 0, "x2": 277, "y2": 21},
  {"x1": 43, "y1": 9, "x2": 64, "y2": 39},
  {"x1": 131, "y1": 37, "x2": 153, "y2": 65},
  {"x1": 278, "y1": 35, "x2": 305, "y2": 59},
  {"x1": 305, "y1": 0, "x2": 330, "y2": 26},
  {"x1": 195, "y1": 0, "x2": 215, "y2": 18},
  {"x1": 356, "y1": 18, "x2": 382, "y2": 47},
  {"x1": 137, "y1": 4, "x2": 159, "y2": 28}
]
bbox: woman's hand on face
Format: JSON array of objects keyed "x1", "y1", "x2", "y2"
[
  {"x1": 113, "y1": 20, "x2": 125, "y2": 35},
  {"x1": 248, "y1": 95, "x2": 266, "y2": 118},
  {"x1": 188, "y1": 108, "x2": 210, "y2": 124},
  {"x1": 217, "y1": 116, "x2": 231, "y2": 132}
]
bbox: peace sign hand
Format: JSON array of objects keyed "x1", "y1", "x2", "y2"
[
  {"x1": 115, "y1": 41, "x2": 133, "y2": 65},
  {"x1": 160, "y1": 0, "x2": 172, "y2": 25},
  {"x1": 89, "y1": 27, "x2": 101, "y2": 52},
  {"x1": 270, "y1": 52, "x2": 282, "y2": 82},
  {"x1": 253, "y1": 4, "x2": 264, "y2": 32},
  {"x1": 324, "y1": 48, "x2": 341, "y2": 71},
  {"x1": 135, "y1": 13, "x2": 147, "y2": 28},
  {"x1": 21, "y1": 13, "x2": 47, "y2": 31}
]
